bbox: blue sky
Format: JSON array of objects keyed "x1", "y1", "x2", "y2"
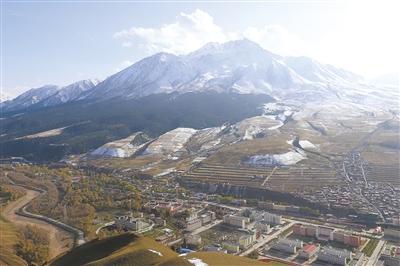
[{"x1": 2, "y1": 0, "x2": 399, "y2": 96}]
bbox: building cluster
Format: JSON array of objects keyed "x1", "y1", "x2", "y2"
[
  {"x1": 254, "y1": 220, "x2": 271, "y2": 234},
  {"x1": 250, "y1": 211, "x2": 282, "y2": 225},
  {"x1": 318, "y1": 247, "x2": 352, "y2": 266},
  {"x1": 153, "y1": 201, "x2": 184, "y2": 214},
  {"x1": 293, "y1": 180, "x2": 399, "y2": 223},
  {"x1": 271, "y1": 238, "x2": 303, "y2": 254},
  {"x1": 298, "y1": 185, "x2": 379, "y2": 216},
  {"x1": 114, "y1": 213, "x2": 153, "y2": 233},
  {"x1": 363, "y1": 182, "x2": 400, "y2": 222},
  {"x1": 223, "y1": 214, "x2": 250, "y2": 229},
  {"x1": 379, "y1": 245, "x2": 400, "y2": 266},
  {"x1": 293, "y1": 223, "x2": 362, "y2": 247},
  {"x1": 222, "y1": 229, "x2": 256, "y2": 253},
  {"x1": 185, "y1": 210, "x2": 216, "y2": 231},
  {"x1": 298, "y1": 244, "x2": 319, "y2": 259}
]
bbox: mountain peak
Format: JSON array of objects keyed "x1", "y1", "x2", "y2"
[
  {"x1": 223, "y1": 38, "x2": 264, "y2": 50},
  {"x1": 190, "y1": 38, "x2": 268, "y2": 58}
]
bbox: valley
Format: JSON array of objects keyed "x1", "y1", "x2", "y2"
[
  {"x1": 0, "y1": 186, "x2": 74, "y2": 260},
  {"x1": 1, "y1": 39, "x2": 399, "y2": 266}
]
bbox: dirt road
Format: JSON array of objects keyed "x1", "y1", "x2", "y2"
[{"x1": 1, "y1": 187, "x2": 74, "y2": 260}]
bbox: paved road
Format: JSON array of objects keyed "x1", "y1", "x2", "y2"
[{"x1": 1, "y1": 187, "x2": 74, "y2": 259}]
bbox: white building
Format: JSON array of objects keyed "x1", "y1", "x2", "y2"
[
  {"x1": 255, "y1": 221, "x2": 271, "y2": 233},
  {"x1": 200, "y1": 211, "x2": 216, "y2": 225},
  {"x1": 186, "y1": 218, "x2": 202, "y2": 231},
  {"x1": 271, "y1": 238, "x2": 303, "y2": 254},
  {"x1": 239, "y1": 231, "x2": 256, "y2": 249},
  {"x1": 318, "y1": 247, "x2": 352, "y2": 266},
  {"x1": 317, "y1": 226, "x2": 334, "y2": 241},
  {"x1": 115, "y1": 215, "x2": 149, "y2": 232},
  {"x1": 223, "y1": 215, "x2": 250, "y2": 229},
  {"x1": 263, "y1": 212, "x2": 282, "y2": 225}
]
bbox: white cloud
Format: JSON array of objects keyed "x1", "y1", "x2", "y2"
[
  {"x1": 113, "y1": 9, "x2": 303, "y2": 57},
  {"x1": 114, "y1": 6, "x2": 399, "y2": 78},
  {"x1": 122, "y1": 41, "x2": 132, "y2": 47},
  {"x1": 114, "y1": 9, "x2": 235, "y2": 55},
  {"x1": 313, "y1": 0, "x2": 400, "y2": 77}
]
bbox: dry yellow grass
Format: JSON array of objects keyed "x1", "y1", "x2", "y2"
[
  {"x1": 0, "y1": 215, "x2": 27, "y2": 266},
  {"x1": 50, "y1": 233, "x2": 287, "y2": 266}
]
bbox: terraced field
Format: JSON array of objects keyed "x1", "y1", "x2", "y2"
[
  {"x1": 183, "y1": 164, "x2": 269, "y2": 188},
  {"x1": 182, "y1": 163, "x2": 342, "y2": 192},
  {"x1": 365, "y1": 164, "x2": 400, "y2": 184},
  {"x1": 265, "y1": 165, "x2": 341, "y2": 191}
]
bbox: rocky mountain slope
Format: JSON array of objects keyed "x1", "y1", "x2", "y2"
[
  {"x1": 1, "y1": 39, "x2": 398, "y2": 162},
  {"x1": 84, "y1": 39, "x2": 365, "y2": 103},
  {"x1": 2, "y1": 79, "x2": 98, "y2": 112},
  {"x1": 3, "y1": 39, "x2": 382, "y2": 114}
]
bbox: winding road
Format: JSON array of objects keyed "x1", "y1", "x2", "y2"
[{"x1": 1, "y1": 186, "x2": 74, "y2": 260}]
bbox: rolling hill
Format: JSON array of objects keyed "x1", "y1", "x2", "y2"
[{"x1": 50, "y1": 233, "x2": 282, "y2": 266}]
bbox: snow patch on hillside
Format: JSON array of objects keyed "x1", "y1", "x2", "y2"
[
  {"x1": 287, "y1": 138, "x2": 319, "y2": 150},
  {"x1": 299, "y1": 140, "x2": 318, "y2": 150},
  {"x1": 91, "y1": 132, "x2": 151, "y2": 158},
  {"x1": 245, "y1": 150, "x2": 306, "y2": 166},
  {"x1": 243, "y1": 125, "x2": 265, "y2": 140},
  {"x1": 263, "y1": 102, "x2": 297, "y2": 130},
  {"x1": 187, "y1": 258, "x2": 208, "y2": 266},
  {"x1": 145, "y1": 128, "x2": 197, "y2": 155},
  {"x1": 148, "y1": 249, "x2": 163, "y2": 256}
]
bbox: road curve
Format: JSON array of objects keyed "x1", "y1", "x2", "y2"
[{"x1": 1, "y1": 187, "x2": 74, "y2": 260}]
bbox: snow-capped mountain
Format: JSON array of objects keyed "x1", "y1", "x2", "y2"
[
  {"x1": 5, "y1": 39, "x2": 395, "y2": 113},
  {"x1": 83, "y1": 53, "x2": 196, "y2": 99},
  {"x1": 82, "y1": 39, "x2": 366, "y2": 102},
  {"x1": 2, "y1": 85, "x2": 59, "y2": 112},
  {"x1": 39, "y1": 79, "x2": 99, "y2": 107},
  {"x1": 2, "y1": 79, "x2": 99, "y2": 112},
  {"x1": 0, "y1": 92, "x2": 14, "y2": 103}
]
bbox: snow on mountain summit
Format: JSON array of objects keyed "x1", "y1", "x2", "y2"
[
  {"x1": 5, "y1": 39, "x2": 374, "y2": 112},
  {"x1": 40, "y1": 79, "x2": 99, "y2": 107},
  {"x1": 2, "y1": 79, "x2": 99, "y2": 112},
  {"x1": 85, "y1": 52, "x2": 196, "y2": 99},
  {"x1": 0, "y1": 91, "x2": 14, "y2": 103},
  {"x1": 2, "y1": 85, "x2": 59, "y2": 112},
  {"x1": 81, "y1": 39, "x2": 363, "y2": 101}
]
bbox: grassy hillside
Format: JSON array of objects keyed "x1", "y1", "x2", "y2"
[
  {"x1": 50, "y1": 233, "x2": 187, "y2": 266},
  {"x1": 50, "y1": 233, "x2": 285, "y2": 266},
  {"x1": 0, "y1": 215, "x2": 27, "y2": 266},
  {"x1": 0, "y1": 92, "x2": 272, "y2": 162}
]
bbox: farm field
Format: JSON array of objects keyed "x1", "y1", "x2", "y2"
[
  {"x1": 364, "y1": 164, "x2": 400, "y2": 185},
  {"x1": 182, "y1": 163, "x2": 342, "y2": 192}
]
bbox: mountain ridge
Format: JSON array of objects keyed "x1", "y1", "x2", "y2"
[{"x1": 2, "y1": 39, "x2": 368, "y2": 113}]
